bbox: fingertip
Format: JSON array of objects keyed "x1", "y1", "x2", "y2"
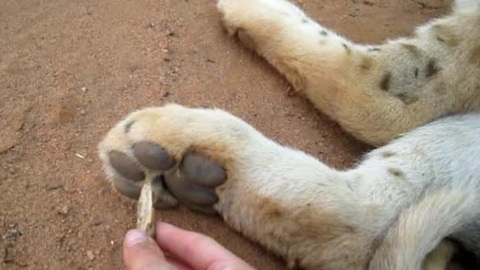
[
  {"x1": 156, "y1": 221, "x2": 176, "y2": 233},
  {"x1": 123, "y1": 229, "x2": 167, "y2": 270},
  {"x1": 124, "y1": 229, "x2": 149, "y2": 247},
  {"x1": 155, "y1": 221, "x2": 182, "y2": 243}
]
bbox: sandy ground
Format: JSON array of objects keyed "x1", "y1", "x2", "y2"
[{"x1": 1, "y1": 0, "x2": 449, "y2": 269}]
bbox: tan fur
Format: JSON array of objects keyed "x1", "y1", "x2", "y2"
[{"x1": 218, "y1": 0, "x2": 480, "y2": 145}]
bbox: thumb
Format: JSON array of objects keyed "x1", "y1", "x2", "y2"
[{"x1": 123, "y1": 229, "x2": 175, "y2": 270}]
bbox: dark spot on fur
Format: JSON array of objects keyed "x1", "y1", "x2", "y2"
[
  {"x1": 401, "y1": 43, "x2": 421, "y2": 58},
  {"x1": 470, "y1": 46, "x2": 480, "y2": 66},
  {"x1": 342, "y1": 43, "x2": 351, "y2": 54},
  {"x1": 320, "y1": 29, "x2": 328, "y2": 36},
  {"x1": 414, "y1": 68, "x2": 419, "y2": 78},
  {"x1": 388, "y1": 168, "x2": 405, "y2": 179},
  {"x1": 301, "y1": 18, "x2": 308, "y2": 24},
  {"x1": 380, "y1": 73, "x2": 391, "y2": 91},
  {"x1": 359, "y1": 57, "x2": 374, "y2": 72},
  {"x1": 395, "y1": 93, "x2": 419, "y2": 105},
  {"x1": 260, "y1": 197, "x2": 284, "y2": 219},
  {"x1": 124, "y1": 121, "x2": 135, "y2": 133},
  {"x1": 432, "y1": 24, "x2": 459, "y2": 47},
  {"x1": 425, "y1": 60, "x2": 440, "y2": 78},
  {"x1": 437, "y1": 36, "x2": 446, "y2": 43},
  {"x1": 367, "y1": 47, "x2": 381, "y2": 52},
  {"x1": 382, "y1": 151, "x2": 395, "y2": 158}
]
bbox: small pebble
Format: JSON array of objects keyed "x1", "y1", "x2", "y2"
[
  {"x1": 89, "y1": 220, "x2": 102, "y2": 227},
  {"x1": 58, "y1": 205, "x2": 69, "y2": 215},
  {"x1": 2, "y1": 228, "x2": 22, "y2": 240},
  {"x1": 87, "y1": 250, "x2": 95, "y2": 260}
]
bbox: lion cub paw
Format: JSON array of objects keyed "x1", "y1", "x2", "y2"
[
  {"x1": 217, "y1": 0, "x2": 305, "y2": 51},
  {"x1": 98, "y1": 105, "x2": 242, "y2": 214}
]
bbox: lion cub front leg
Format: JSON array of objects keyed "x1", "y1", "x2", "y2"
[{"x1": 98, "y1": 104, "x2": 376, "y2": 270}]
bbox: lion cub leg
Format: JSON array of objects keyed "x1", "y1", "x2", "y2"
[
  {"x1": 217, "y1": 0, "x2": 480, "y2": 145},
  {"x1": 98, "y1": 104, "x2": 378, "y2": 270},
  {"x1": 98, "y1": 105, "x2": 480, "y2": 270}
]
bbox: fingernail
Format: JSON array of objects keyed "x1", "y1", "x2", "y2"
[{"x1": 125, "y1": 229, "x2": 148, "y2": 247}]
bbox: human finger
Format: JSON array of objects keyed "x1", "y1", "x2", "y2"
[
  {"x1": 155, "y1": 222, "x2": 255, "y2": 270},
  {"x1": 123, "y1": 229, "x2": 176, "y2": 270}
]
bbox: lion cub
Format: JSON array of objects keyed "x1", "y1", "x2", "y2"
[{"x1": 99, "y1": 0, "x2": 480, "y2": 269}]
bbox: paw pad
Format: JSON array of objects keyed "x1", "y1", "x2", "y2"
[
  {"x1": 133, "y1": 142, "x2": 175, "y2": 170},
  {"x1": 108, "y1": 151, "x2": 145, "y2": 181},
  {"x1": 106, "y1": 142, "x2": 227, "y2": 214}
]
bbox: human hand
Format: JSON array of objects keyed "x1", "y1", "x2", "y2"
[{"x1": 123, "y1": 222, "x2": 256, "y2": 270}]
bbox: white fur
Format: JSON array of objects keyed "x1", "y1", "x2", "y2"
[{"x1": 454, "y1": 0, "x2": 480, "y2": 11}]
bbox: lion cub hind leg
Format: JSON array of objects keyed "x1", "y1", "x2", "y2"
[{"x1": 218, "y1": 0, "x2": 480, "y2": 145}]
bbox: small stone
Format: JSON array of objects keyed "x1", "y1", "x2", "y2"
[
  {"x1": 2, "y1": 228, "x2": 22, "y2": 240},
  {"x1": 87, "y1": 250, "x2": 95, "y2": 260},
  {"x1": 286, "y1": 86, "x2": 296, "y2": 97},
  {"x1": 89, "y1": 220, "x2": 102, "y2": 227},
  {"x1": 58, "y1": 205, "x2": 69, "y2": 215},
  {"x1": 81, "y1": 87, "x2": 87, "y2": 92}
]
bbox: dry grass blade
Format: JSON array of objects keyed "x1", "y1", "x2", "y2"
[{"x1": 136, "y1": 173, "x2": 156, "y2": 236}]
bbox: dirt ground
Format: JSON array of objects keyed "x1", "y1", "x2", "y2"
[{"x1": 1, "y1": 0, "x2": 450, "y2": 269}]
